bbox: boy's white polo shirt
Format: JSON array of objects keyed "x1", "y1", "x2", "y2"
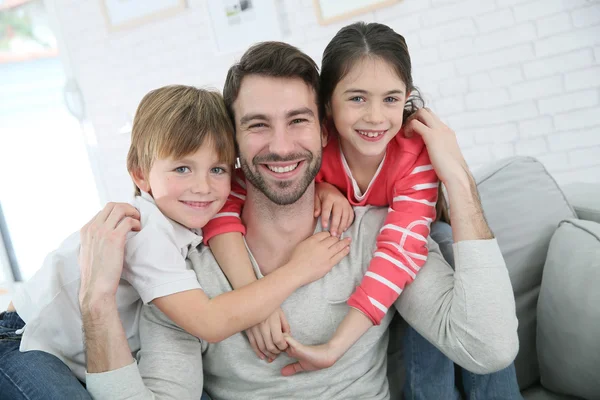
[{"x1": 11, "y1": 191, "x2": 203, "y2": 381}]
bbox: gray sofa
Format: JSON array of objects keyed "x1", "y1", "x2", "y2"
[{"x1": 474, "y1": 156, "x2": 600, "y2": 400}]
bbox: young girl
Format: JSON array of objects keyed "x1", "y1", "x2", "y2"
[
  {"x1": 203, "y1": 21, "x2": 438, "y2": 365},
  {"x1": 5, "y1": 85, "x2": 350, "y2": 381}
]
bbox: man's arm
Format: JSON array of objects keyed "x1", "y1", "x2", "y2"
[
  {"x1": 78, "y1": 203, "x2": 141, "y2": 375},
  {"x1": 79, "y1": 203, "x2": 203, "y2": 400},
  {"x1": 396, "y1": 110, "x2": 518, "y2": 373},
  {"x1": 85, "y1": 304, "x2": 204, "y2": 400},
  {"x1": 81, "y1": 297, "x2": 135, "y2": 374}
]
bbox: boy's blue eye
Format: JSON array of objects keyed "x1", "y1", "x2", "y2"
[
  {"x1": 175, "y1": 166, "x2": 190, "y2": 173},
  {"x1": 349, "y1": 96, "x2": 364, "y2": 102},
  {"x1": 384, "y1": 97, "x2": 398, "y2": 103},
  {"x1": 211, "y1": 166, "x2": 227, "y2": 174}
]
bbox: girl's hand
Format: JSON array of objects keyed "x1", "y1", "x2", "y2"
[
  {"x1": 314, "y1": 182, "x2": 354, "y2": 237},
  {"x1": 245, "y1": 308, "x2": 290, "y2": 361},
  {"x1": 280, "y1": 334, "x2": 338, "y2": 376},
  {"x1": 403, "y1": 108, "x2": 470, "y2": 186}
]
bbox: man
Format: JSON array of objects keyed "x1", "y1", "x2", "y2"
[{"x1": 79, "y1": 41, "x2": 518, "y2": 399}]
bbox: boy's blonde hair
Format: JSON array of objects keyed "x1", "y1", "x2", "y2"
[{"x1": 126, "y1": 85, "x2": 236, "y2": 195}]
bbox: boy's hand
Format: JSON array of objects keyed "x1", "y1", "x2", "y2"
[
  {"x1": 287, "y1": 232, "x2": 351, "y2": 285},
  {"x1": 281, "y1": 334, "x2": 338, "y2": 376},
  {"x1": 245, "y1": 308, "x2": 290, "y2": 361},
  {"x1": 314, "y1": 182, "x2": 354, "y2": 237}
]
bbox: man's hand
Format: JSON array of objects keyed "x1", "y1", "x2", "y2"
[
  {"x1": 403, "y1": 108, "x2": 470, "y2": 186},
  {"x1": 79, "y1": 202, "x2": 140, "y2": 309},
  {"x1": 404, "y1": 108, "x2": 493, "y2": 241},
  {"x1": 245, "y1": 308, "x2": 290, "y2": 361},
  {"x1": 314, "y1": 182, "x2": 354, "y2": 237},
  {"x1": 280, "y1": 334, "x2": 338, "y2": 376}
]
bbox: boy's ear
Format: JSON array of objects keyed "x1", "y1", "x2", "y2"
[{"x1": 131, "y1": 168, "x2": 151, "y2": 193}]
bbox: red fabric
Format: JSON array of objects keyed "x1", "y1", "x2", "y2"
[
  {"x1": 319, "y1": 134, "x2": 438, "y2": 325},
  {"x1": 202, "y1": 169, "x2": 247, "y2": 244}
]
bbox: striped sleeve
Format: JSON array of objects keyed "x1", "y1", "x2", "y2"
[
  {"x1": 347, "y1": 147, "x2": 438, "y2": 325},
  {"x1": 202, "y1": 169, "x2": 247, "y2": 244}
]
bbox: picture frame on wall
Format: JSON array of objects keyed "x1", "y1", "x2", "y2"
[
  {"x1": 206, "y1": 0, "x2": 283, "y2": 55},
  {"x1": 99, "y1": 0, "x2": 187, "y2": 32},
  {"x1": 313, "y1": 0, "x2": 399, "y2": 25}
]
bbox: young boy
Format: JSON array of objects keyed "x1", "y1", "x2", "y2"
[{"x1": 5, "y1": 85, "x2": 350, "y2": 381}]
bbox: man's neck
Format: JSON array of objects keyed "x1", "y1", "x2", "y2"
[{"x1": 242, "y1": 183, "x2": 317, "y2": 275}]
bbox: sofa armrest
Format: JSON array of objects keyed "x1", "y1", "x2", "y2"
[{"x1": 560, "y1": 182, "x2": 600, "y2": 224}]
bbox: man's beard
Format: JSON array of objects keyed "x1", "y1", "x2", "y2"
[{"x1": 240, "y1": 151, "x2": 322, "y2": 206}]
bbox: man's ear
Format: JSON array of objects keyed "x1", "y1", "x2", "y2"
[
  {"x1": 131, "y1": 168, "x2": 151, "y2": 193},
  {"x1": 321, "y1": 122, "x2": 329, "y2": 148}
]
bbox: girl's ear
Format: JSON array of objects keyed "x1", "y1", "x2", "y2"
[{"x1": 131, "y1": 168, "x2": 151, "y2": 194}]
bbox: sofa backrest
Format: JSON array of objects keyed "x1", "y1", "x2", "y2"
[{"x1": 474, "y1": 156, "x2": 576, "y2": 390}]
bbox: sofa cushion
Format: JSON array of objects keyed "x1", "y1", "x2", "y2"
[
  {"x1": 522, "y1": 385, "x2": 582, "y2": 400},
  {"x1": 474, "y1": 156, "x2": 576, "y2": 390},
  {"x1": 561, "y1": 183, "x2": 600, "y2": 224},
  {"x1": 537, "y1": 219, "x2": 600, "y2": 400}
]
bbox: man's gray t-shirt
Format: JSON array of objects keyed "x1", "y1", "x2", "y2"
[{"x1": 86, "y1": 206, "x2": 519, "y2": 400}]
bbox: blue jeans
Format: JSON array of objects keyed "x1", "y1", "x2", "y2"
[
  {"x1": 0, "y1": 311, "x2": 213, "y2": 399},
  {"x1": 402, "y1": 222, "x2": 522, "y2": 400},
  {"x1": 0, "y1": 311, "x2": 91, "y2": 399}
]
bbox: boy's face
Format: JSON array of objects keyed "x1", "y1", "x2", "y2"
[{"x1": 142, "y1": 141, "x2": 231, "y2": 230}]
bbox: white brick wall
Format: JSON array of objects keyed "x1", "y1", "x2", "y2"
[{"x1": 51, "y1": 0, "x2": 600, "y2": 202}]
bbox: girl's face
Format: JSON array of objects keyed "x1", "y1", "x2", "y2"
[
  {"x1": 329, "y1": 57, "x2": 408, "y2": 160},
  {"x1": 135, "y1": 140, "x2": 231, "y2": 230}
]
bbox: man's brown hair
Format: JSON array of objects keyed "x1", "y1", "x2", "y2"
[
  {"x1": 222, "y1": 41, "x2": 322, "y2": 123},
  {"x1": 126, "y1": 85, "x2": 235, "y2": 195}
]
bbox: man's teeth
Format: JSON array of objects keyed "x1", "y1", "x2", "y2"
[
  {"x1": 267, "y1": 163, "x2": 299, "y2": 173},
  {"x1": 358, "y1": 130, "x2": 385, "y2": 138}
]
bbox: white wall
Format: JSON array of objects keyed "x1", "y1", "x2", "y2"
[{"x1": 52, "y1": 0, "x2": 600, "y2": 202}]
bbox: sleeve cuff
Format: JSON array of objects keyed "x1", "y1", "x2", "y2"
[
  {"x1": 452, "y1": 238, "x2": 505, "y2": 270},
  {"x1": 138, "y1": 278, "x2": 202, "y2": 304},
  {"x1": 202, "y1": 222, "x2": 246, "y2": 245},
  {"x1": 86, "y1": 361, "x2": 147, "y2": 400}
]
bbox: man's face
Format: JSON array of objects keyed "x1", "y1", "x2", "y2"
[{"x1": 232, "y1": 75, "x2": 323, "y2": 205}]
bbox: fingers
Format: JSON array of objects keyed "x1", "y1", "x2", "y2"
[
  {"x1": 114, "y1": 216, "x2": 142, "y2": 238},
  {"x1": 279, "y1": 309, "x2": 291, "y2": 334},
  {"x1": 258, "y1": 323, "x2": 279, "y2": 360},
  {"x1": 328, "y1": 238, "x2": 351, "y2": 265},
  {"x1": 311, "y1": 231, "x2": 333, "y2": 241},
  {"x1": 412, "y1": 108, "x2": 437, "y2": 128},
  {"x1": 321, "y1": 235, "x2": 344, "y2": 249},
  {"x1": 320, "y1": 199, "x2": 333, "y2": 229},
  {"x1": 254, "y1": 329, "x2": 276, "y2": 360},
  {"x1": 404, "y1": 118, "x2": 433, "y2": 140},
  {"x1": 105, "y1": 203, "x2": 141, "y2": 231},
  {"x1": 270, "y1": 315, "x2": 288, "y2": 352},
  {"x1": 314, "y1": 193, "x2": 322, "y2": 218},
  {"x1": 329, "y1": 205, "x2": 343, "y2": 237},
  {"x1": 344, "y1": 207, "x2": 355, "y2": 232},
  {"x1": 246, "y1": 329, "x2": 267, "y2": 360},
  {"x1": 281, "y1": 362, "x2": 304, "y2": 377}
]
